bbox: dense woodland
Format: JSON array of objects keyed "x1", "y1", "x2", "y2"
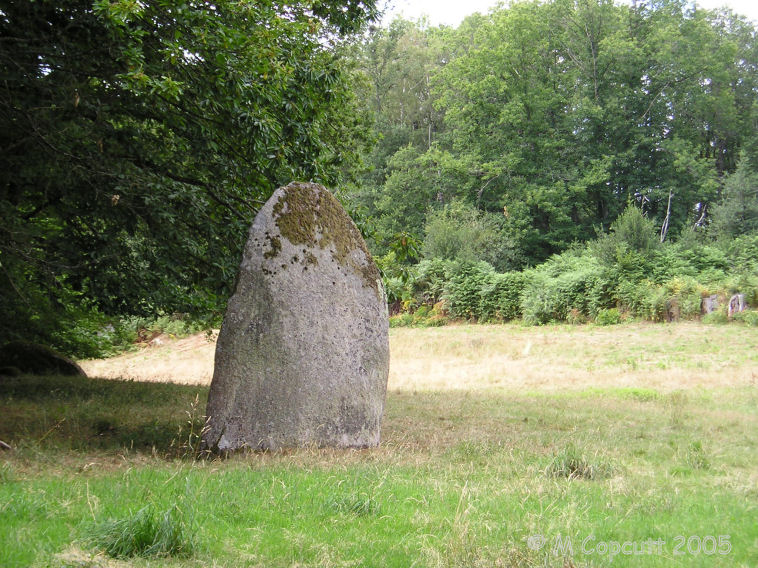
[{"x1": 2, "y1": 0, "x2": 758, "y2": 356}]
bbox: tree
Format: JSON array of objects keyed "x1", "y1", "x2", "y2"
[
  {"x1": 426, "y1": 0, "x2": 758, "y2": 260},
  {"x1": 422, "y1": 200, "x2": 520, "y2": 270},
  {"x1": 709, "y1": 155, "x2": 758, "y2": 239},
  {"x1": 0, "y1": 0, "x2": 377, "y2": 354},
  {"x1": 349, "y1": 17, "x2": 452, "y2": 251}
]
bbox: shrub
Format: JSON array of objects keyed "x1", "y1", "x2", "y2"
[
  {"x1": 411, "y1": 258, "x2": 458, "y2": 306},
  {"x1": 649, "y1": 245, "x2": 701, "y2": 283},
  {"x1": 592, "y1": 206, "x2": 660, "y2": 266},
  {"x1": 444, "y1": 262, "x2": 495, "y2": 320},
  {"x1": 520, "y1": 271, "x2": 558, "y2": 325},
  {"x1": 725, "y1": 233, "x2": 758, "y2": 273},
  {"x1": 616, "y1": 276, "x2": 706, "y2": 322},
  {"x1": 615, "y1": 279, "x2": 654, "y2": 319},
  {"x1": 662, "y1": 277, "x2": 705, "y2": 320},
  {"x1": 521, "y1": 253, "x2": 611, "y2": 324},
  {"x1": 383, "y1": 275, "x2": 408, "y2": 307},
  {"x1": 733, "y1": 309, "x2": 758, "y2": 326},
  {"x1": 388, "y1": 304, "x2": 448, "y2": 327},
  {"x1": 702, "y1": 311, "x2": 729, "y2": 324},
  {"x1": 478, "y1": 272, "x2": 526, "y2": 322},
  {"x1": 595, "y1": 308, "x2": 622, "y2": 325},
  {"x1": 566, "y1": 308, "x2": 587, "y2": 325},
  {"x1": 389, "y1": 313, "x2": 414, "y2": 327},
  {"x1": 422, "y1": 200, "x2": 518, "y2": 270}
]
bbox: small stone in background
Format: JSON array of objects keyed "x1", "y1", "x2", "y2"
[{"x1": 728, "y1": 294, "x2": 746, "y2": 318}]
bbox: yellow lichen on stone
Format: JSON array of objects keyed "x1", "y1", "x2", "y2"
[{"x1": 271, "y1": 182, "x2": 381, "y2": 295}]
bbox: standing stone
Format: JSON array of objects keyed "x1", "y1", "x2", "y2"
[
  {"x1": 701, "y1": 294, "x2": 720, "y2": 315},
  {"x1": 728, "y1": 294, "x2": 746, "y2": 318},
  {"x1": 202, "y1": 182, "x2": 389, "y2": 452},
  {"x1": 665, "y1": 298, "x2": 680, "y2": 322}
]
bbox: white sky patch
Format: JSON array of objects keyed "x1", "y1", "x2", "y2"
[{"x1": 380, "y1": 0, "x2": 758, "y2": 27}]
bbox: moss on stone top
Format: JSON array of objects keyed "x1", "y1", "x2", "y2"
[{"x1": 271, "y1": 182, "x2": 381, "y2": 295}]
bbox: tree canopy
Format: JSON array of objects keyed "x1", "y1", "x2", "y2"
[
  {"x1": 352, "y1": 0, "x2": 758, "y2": 265},
  {"x1": 1, "y1": 0, "x2": 377, "y2": 353}
]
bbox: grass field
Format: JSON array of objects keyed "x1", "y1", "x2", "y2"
[{"x1": 2, "y1": 323, "x2": 758, "y2": 567}]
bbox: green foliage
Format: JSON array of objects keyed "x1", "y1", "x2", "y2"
[
  {"x1": 389, "y1": 303, "x2": 447, "y2": 327},
  {"x1": 86, "y1": 503, "x2": 196, "y2": 558},
  {"x1": 521, "y1": 253, "x2": 612, "y2": 325},
  {"x1": 444, "y1": 262, "x2": 496, "y2": 320},
  {"x1": 725, "y1": 234, "x2": 758, "y2": 274},
  {"x1": 422, "y1": 200, "x2": 518, "y2": 270},
  {"x1": 709, "y1": 156, "x2": 758, "y2": 239},
  {"x1": 595, "y1": 308, "x2": 622, "y2": 326},
  {"x1": 593, "y1": 207, "x2": 661, "y2": 267},
  {"x1": 350, "y1": 0, "x2": 758, "y2": 269},
  {"x1": 663, "y1": 277, "x2": 706, "y2": 320},
  {"x1": 702, "y1": 311, "x2": 729, "y2": 324},
  {"x1": 382, "y1": 275, "x2": 408, "y2": 308},
  {"x1": 478, "y1": 272, "x2": 526, "y2": 322},
  {"x1": 615, "y1": 279, "x2": 657, "y2": 320},
  {"x1": 733, "y1": 309, "x2": 758, "y2": 326},
  {"x1": 110, "y1": 312, "x2": 220, "y2": 348},
  {"x1": 1, "y1": 0, "x2": 377, "y2": 353},
  {"x1": 616, "y1": 276, "x2": 705, "y2": 322},
  {"x1": 411, "y1": 258, "x2": 458, "y2": 306}
]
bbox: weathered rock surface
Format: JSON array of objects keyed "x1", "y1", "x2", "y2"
[
  {"x1": 701, "y1": 294, "x2": 720, "y2": 315},
  {"x1": 202, "y1": 182, "x2": 389, "y2": 452},
  {"x1": 0, "y1": 341, "x2": 86, "y2": 376},
  {"x1": 728, "y1": 294, "x2": 746, "y2": 318}
]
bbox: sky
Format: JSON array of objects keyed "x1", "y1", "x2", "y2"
[{"x1": 381, "y1": 0, "x2": 758, "y2": 27}]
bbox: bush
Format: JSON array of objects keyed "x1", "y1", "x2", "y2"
[
  {"x1": 444, "y1": 262, "x2": 495, "y2": 320},
  {"x1": 592, "y1": 207, "x2": 660, "y2": 266},
  {"x1": 595, "y1": 308, "x2": 622, "y2": 325},
  {"x1": 733, "y1": 309, "x2": 758, "y2": 326},
  {"x1": 649, "y1": 245, "x2": 700, "y2": 283},
  {"x1": 422, "y1": 200, "x2": 518, "y2": 270},
  {"x1": 702, "y1": 311, "x2": 729, "y2": 324},
  {"x1": 382, "y1": 275, "x2": 408, "y2": 308},
  {"x1": 389, "y1": 303, "x2": 448, "y2": 327},
  {"x1": 725, "y1": 233, "x2": 758, "y2": 275},
  {"x1": 410, "y1": 258, "x2": 458, "y2": 306},
  {"x1": 389, "y1": 312, "x2": 414, "y2": 327},
  {"x1": 663, "y1": 277, "x2": 705, "y2": 320},
  {"x1": 616, "y1": 276, "x2": 706, "y2": 322},
  {"x1": 616, "y1": 279, "x2": 654, "y2": 319},
  {"x1": 521, "y1": 253, "x2": 611, "y2": 325},
  {"x1": 478, "y1": 272, "x2": 525, "y2": 322}
]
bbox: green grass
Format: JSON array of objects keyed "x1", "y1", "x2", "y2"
[
  {"x1": 1, "y1": 329, "x2": 758, "y2": 566},
  {"x1": 85, "y1": 503, "x2": 196, "y2": 559}
]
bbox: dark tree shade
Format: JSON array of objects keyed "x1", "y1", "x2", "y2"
[{"x1": 0, "y1": 0, "x2": 376, "y2": 353}]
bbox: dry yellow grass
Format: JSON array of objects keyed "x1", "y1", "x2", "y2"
[
  {"x1": 80, "y1": 322, "x2": 758, "y2": 392},
  {"x1": 388, "y1": 322, "x2": 758, "y2": 392},
  {"x1": 81, "y1": 332, "x2": 218, "y2": 385}
]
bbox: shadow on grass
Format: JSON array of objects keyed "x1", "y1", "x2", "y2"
[{"x1": 0, "y1": 374, "x2": 208, "y2": 454}]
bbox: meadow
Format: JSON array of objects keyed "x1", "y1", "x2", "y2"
[{"x1": 2, "y1": 323, "x2": 757, "y2": 567}]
